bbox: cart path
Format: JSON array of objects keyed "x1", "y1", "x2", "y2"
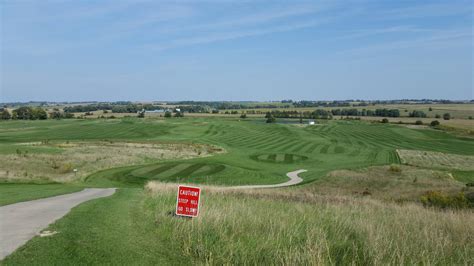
[
  {"x1": 0, "y1": 188, "x2": 116, "y2": 260},
  {"x1": 230, "y1": 169, "x2": 307, "y2": 189}
]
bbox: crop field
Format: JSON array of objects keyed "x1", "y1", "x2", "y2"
[{"x1": 1, "y1": 117, "x2": 473, "y2": 264}]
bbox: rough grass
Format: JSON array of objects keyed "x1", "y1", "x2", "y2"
[
  {"x1": 315, "y1": 165, "x2": 470, "y2": 202},
  {"x1": 398, "y1": 149, "x2": 474, "y2": 171},
  {"x1": 145, "y1": 182, "x2": 473, "y2": 265},
  {"x1": 0, "y1": 141, "x2": 222, "y2": 182},
  {"x1": 4, "y1": 185, "x2": 472, "y2": 265}
]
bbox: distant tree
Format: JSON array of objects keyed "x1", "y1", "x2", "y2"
[
  {"x1": 212, "y1": 110, "x2": 219, "y2": 114},
  {"x1": 435, "y1": 114, "x2": 441, "y2": 119},
  {"x1": 428, "y1": 107, "x2": 433, "y2": 111},
  {"x1": 231, "y1": 111, "x2": 238, "y2": 114},
  {"x1": 409, "y1": 110, "x2": 427, "y2": 118},
  {"x1": 34, "y1": 108, "x2": 48, "y2": 120},
  {"x1": 381, "y1": 118, "x2": 389, "y2": 123},
  {"x1": 137, "y1": 110, "x2": 145, "y2": 118},
  {"x1": 174, "y1": 112, "x2": 184, "y2": 117},
  {"x1": 443, "y1": 113, "x2": 451, "y2": 120},
  {"x1": 240, "y1": 113, "x2": 247, "y2": 119},
  {"x1": 266, "y1": 113, "x2": 276, "y2": 123},
  {"x1": 469, "y1": 116, "x2": 473, "y2": 120},
  {"x1": 415, "y1": 120, "x2": 423, "y2": 125},
  {"x1": 49, "y1": 111, "x2": 62, "y2": 119},
  {"x1": 64, "y1": 112, "x2": 75, "y2": 119},
  {"x1": 0, "y1": 109, "x2": 11, "y2": 120},
  {"x1": 12, "y1": 107, "x2": 33, "y2": 120},
  {"x1": 430, "y1": 120, "x2": 440, "y2": 127},
  {"x1": 164, "y1": 111, "x2": 172, "y2": 118},
  {"x1": 103, "y1": 110, "x2": 109, "y2": 114}
]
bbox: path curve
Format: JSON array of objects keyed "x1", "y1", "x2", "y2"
[
  {"x1": 0, "y1": 188, "x2": 116, "y2": 260},
  {"x1": 229, "y1": 169, "x2": 307, "y2": 189}
]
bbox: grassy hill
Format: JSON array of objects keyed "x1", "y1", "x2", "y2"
[{"x1": 0, "y1": 117, "x2": 473, "y2": 264}]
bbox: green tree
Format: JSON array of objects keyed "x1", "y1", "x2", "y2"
[
  {"x1": 12, "y1": 107, "x2": 33, "y2": 120},
  {"x1": 443, "y1": 113, "x2": 451, "y2": 120},
  {"x1": 266, "y1": 113, "x2": 275, "y2": 123},
  {"x1": 33, "y1": 108, "x2": 48, "y2": 120},
  {"x1": 0, "y1": 109, "x2": 11, "y2": 120},
  {"x1": 164, "y1": 111, "x2": 172, "y2": 118},
  {"x1": 430, "y1": 120, "x2": 440, "y2": 127},
  {"x1": 49, "y1": 111, "x2": 62, "y2": 119}
]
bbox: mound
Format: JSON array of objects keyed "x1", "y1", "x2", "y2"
[{"x1": 250, "y1": 153, "x2": 308, "y2": 164}]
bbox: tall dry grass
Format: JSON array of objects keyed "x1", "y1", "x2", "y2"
[
  {"x1": 145, "y1": 181, "x2": 474, "y2": 265},
  {"x1": 0, "y1": 141, "x2": 223, "y2": 182}
]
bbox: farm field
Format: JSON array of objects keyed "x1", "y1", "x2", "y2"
[{"x1": 1, "y1": 117, "x2": 473, "y2": 264}]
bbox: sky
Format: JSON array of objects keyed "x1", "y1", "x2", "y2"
[{"x1": 0, "y1": 0, "x2": 472, "y2": 102}]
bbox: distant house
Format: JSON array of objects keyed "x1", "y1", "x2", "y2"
[
  {"x1": 308, "y1": 120, "x2": 315, "y2": 125},
  {"x1": 174, "y1": 108, "x2": 181, "y2": 112},
  {"x1": 145, "y1": 109, "x2": 165, "y2": 113}
]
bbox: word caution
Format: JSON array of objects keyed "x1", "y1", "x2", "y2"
[{"x1": 176, "y1": 185, "x2": 201, "y2": 217}]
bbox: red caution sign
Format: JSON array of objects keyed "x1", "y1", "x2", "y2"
[{"x1": 176, "y1": 185, "x2": 201, "y2": 217}]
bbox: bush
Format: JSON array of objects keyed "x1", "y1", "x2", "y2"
[
  {"x1": 381, "y1": 118, "x2": 389, "y2": 123},
  {"x1": 266, "y1": 116, "x2": 276, "y2": 123},
  {"x1": 0, "y1": 109, "x2": 11, "y2": 120},
  {"x1": 443, "y1": 113, "x2": 451, "y2": 120},
  {"x1": 415, "y1": 120, "x2": 423, "y2": 125},
  {"x1": 435, "y1": 114, "x2": 441, "y2": 118},
  {"x1": 389, "y1": 164, "x2": 401, "y2": 173},
  {"x1": 430, "y1": 120, "x2": 440, "y2": 127},
  {"x1": 240, "y1": 113, "x2": 247, "y2": 119},
  {"x1": 420, "y1": 191, "x2": 471, "y2": 209},
  {"x1": 164, "y1": 111, "x2": 172, "y2": 118}
]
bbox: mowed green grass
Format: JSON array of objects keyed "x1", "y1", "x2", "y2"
[
  {"x1": 0, "y1": 183, "x2": 83, "y2": 206},
  {"x1": 1, "y1": 117, "x2": 474, "y2": 189},
  {"x1": 1, "y1": 117, "x2": 474, "y2": 264}
]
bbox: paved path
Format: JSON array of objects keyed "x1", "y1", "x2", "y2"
[
  {"x1": 0, "y1": 188, "x2": 116, "y2": 260},
  {"x1": 230, "y1": 169, "x2": 307, "y2": 189}
]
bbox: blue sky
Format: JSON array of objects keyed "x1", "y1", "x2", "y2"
[{"x1": 1, "y1": 0, "x2": 472, "y2": 102}]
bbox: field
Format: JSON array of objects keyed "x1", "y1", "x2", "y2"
[{"x1": 1, "y1": 116, "x2": 473, "y2": 264}]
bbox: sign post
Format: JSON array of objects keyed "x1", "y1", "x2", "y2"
[{"x1": 176, "y1": 185, "x2": 201, "y2": 218}]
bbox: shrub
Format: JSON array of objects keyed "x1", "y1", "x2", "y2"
[
  {"x1": 430, "y1": 120, "x2": 440, "y2": 127},
  {"x1": 0, "y1": 109, "x2": 11, "y2": 120},
  {"x1": 435, "y1": 114, "x2": 441, "y2": 118},
  {"x1": 468, "y1": 116, "x2": 472, "y2": 120},
  {"x1": 164, "y1": 111, "x2": 172, "y2": 118},
  {"x1": 420, "y1": 191, "x2": 471, "y2": 209},
  {"x1": 240, "y1": 113, "x2": 247, "y2": 119},
  {"x1": 415, "y1": 120, "x2": 423, "y2": 125},
  {"x1": 443, "y1": 113, "x2": 451, "y2": 120},
  {"x1": 381, "y1": 118, "x2": 389, "y2": 123},
  {"x1": 389, "y1": 164, "x2": 401, "y2": 173}
]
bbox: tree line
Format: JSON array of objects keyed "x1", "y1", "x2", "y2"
[{"x1": 0, "y1": 107, "x2": 75, "y2": 120}]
